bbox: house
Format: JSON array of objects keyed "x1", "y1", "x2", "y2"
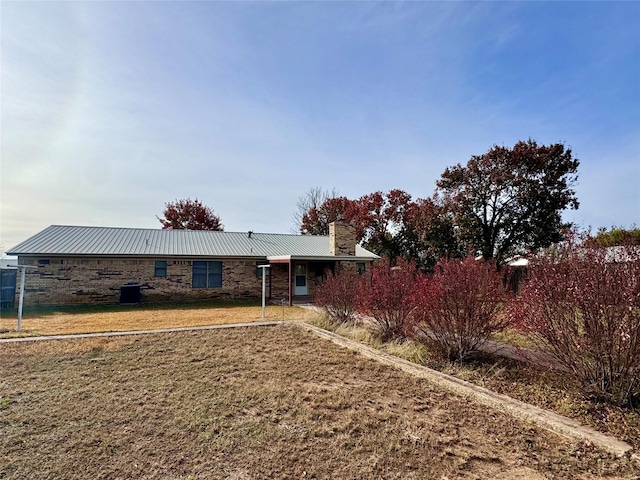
[{"x1": 6, "y1": 221, "x2": 378, "y2": 306}]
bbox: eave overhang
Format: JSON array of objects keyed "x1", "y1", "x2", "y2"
[{"x1": 267, "y1": 255, "x2": 379, "y2": 263}]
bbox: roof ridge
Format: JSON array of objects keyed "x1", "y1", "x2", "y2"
[{"x1": 45, "y1": 225, "x2": 322, "y2": 237}]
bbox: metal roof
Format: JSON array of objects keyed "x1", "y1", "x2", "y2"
[{"x1": 7, "y1": 225, "x2": 379, "y2": 260}]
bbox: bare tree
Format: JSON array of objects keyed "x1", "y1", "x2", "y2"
[{"x1": 292, "y1": 187, "x2": 339, "y2": 233}]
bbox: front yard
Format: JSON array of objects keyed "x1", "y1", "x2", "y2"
[{"x1": 2, "y1": 324, "x2": 638, "y2": 479}]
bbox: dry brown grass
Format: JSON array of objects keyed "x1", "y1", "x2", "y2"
[
  {"x1": 0, "y1": 303, "x2": 320, "y2": 338},
  {"x1": 2, "y1": 324, "x2": 639, "y2": 479},
  {"x1": 491, "y1": 326, "x2": 542, "y2": 350},
  {"x1": 310, "y1": 317, "x2": 640, "y2": 452}
]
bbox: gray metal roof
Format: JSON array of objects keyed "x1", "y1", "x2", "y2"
[{"x1": 7, "y1": 225, "x2": 379, "y2": 260}]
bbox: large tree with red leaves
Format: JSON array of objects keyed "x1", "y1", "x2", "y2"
[
  {"x1": 158, "y1": 198, "x2": 223, "y2": 231},
  {"x1": 300, "y1": 189, "x2": 415, "y2": 261},
  {"x1": 348, "y1": 189, "x2": 411, "y2": 259},
  {"x1": 436, "y1": 139, "x2": 579, "y2": 266},
  {"x1": 300, "y1": 196, "x2": 354, "y2": 236},
  {"x1": 397, "y1": 197, "x2": 463, "y2": 271},
  {"x1": 297, "y1": 188, "x2": 462, "y2": 269}
]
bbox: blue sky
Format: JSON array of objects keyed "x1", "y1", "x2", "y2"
[{"x1": 2, "y1": 1, "x2": 639, "y2": 250}]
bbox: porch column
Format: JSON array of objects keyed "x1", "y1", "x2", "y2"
[{"x1": 288, "y1": 261, "x2": 293, "y2": 306}]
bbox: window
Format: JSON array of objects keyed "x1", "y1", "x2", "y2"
[
  {"x1": 154, "y1": 260, "x2": 167, "y2": 277},
  {"x1": 38, "y1": 259, "x2": 50, "y2": 265},
  {"x1": 356, "y1": 262, "x2": 366, "y2": 275},
  {"x1": 192, "y1": 261, "x2": 222, "y2": 288}
]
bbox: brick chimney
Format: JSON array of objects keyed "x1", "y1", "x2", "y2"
[{"x1": 329, "y1": 221, "x2": 356, "y2": 256}]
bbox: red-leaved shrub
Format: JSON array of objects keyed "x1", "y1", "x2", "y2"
[
  {"x1": 407, "y1": 257, "x2": 510, "y2": 362},
  {"x1": 511, "y1": 240, "x2": 640, "y2": 406},
  {"x1": 357, "y1": 259, "x2": 417, "y2": 340},
  {"x1": 314, "y1": 266, "x2": 360, "y2": 324}
]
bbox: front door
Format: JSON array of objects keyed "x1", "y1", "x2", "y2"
[{"x1": 294, "y1": 263, "x2": 308, "y2": 296}]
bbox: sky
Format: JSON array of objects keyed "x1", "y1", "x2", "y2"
[{"x1": 1, "y1": 1, "x2": 639, "y2": 251}]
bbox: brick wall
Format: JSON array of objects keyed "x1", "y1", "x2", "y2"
[
  {"x1": 15, "y1": 256, "x2": 266, "y2": 306},
  {"x1": 14, "y1": 256, "x2": 376, "y2": 306},
  {"x1": 269, "y1": 263, "x2": 290, "y2": 300}
]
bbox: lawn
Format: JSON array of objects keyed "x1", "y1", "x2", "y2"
[
  {"x1": 2, "y1": 324, "x2": 639, "y2": 479},
  {"x1": 0, "y1": 301, "x2": 319, "y2": 337}
]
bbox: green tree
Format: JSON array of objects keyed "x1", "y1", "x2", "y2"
[
  {"x1": 585, "y1": 226, "x2": 640, "y2": 247},
  {"x1": 436, "y1": 139, "x2": 579, "y2": 266}
]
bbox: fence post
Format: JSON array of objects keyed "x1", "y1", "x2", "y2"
[{"x1": 16, "y1": 265, "x2": 37, "y2": 332}]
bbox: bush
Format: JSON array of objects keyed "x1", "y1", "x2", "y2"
[
  {"x1": 511, "y1": 240, "x2": 640, "y2": 406},
  {"x1": 314, "y1": 266, "x2": 360, "y2": 324},
  {"x1": 357, "y1": 259, "x2": 417, "y2": 341},
  {"x1": 407, "y1": 257, "x2": 510, "y2": 362}
]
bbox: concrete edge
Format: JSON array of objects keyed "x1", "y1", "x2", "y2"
[
  {"x1": 297, "y1": 322, "x2": 639, "y2": 462},
  {"x1": 0, "y1": 321, "x2": 285, "y2": 343}
]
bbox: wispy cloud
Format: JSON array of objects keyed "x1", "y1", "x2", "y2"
[{"x1": 2, "y1": 1, "x2": 638, "y2": 249}]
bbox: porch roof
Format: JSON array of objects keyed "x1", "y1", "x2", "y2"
[{"x1": 267, "y1": 252, "x2": 377, "y2": 263}]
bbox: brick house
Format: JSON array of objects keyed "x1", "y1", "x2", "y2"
[{"x1": 7, "y1": 221, "x2": 378, "y2": 306}]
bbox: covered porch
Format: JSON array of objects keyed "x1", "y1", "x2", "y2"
[
  {"x1": 266, "y1": 257, "x2": 335, "y2": 306},
  {"x1": 264, "y1": 254, "x2": 373, "y2": 306}
]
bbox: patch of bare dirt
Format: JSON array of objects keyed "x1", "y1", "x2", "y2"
[{"x1": 1, "y1": 325, "x2": 639, "y2": 479}]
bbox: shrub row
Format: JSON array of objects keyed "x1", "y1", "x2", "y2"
[
  {"x1": 316, "y1": 258, "x2": 510, "y2": 360},
  {"x1": 315, "y1": 242, "x2": 640, "y2": 407},
  {"x1": 509, "y1": 239, "x2": 640, "y2": 407}
]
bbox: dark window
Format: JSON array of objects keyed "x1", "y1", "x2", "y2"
[
  {"x1": 155, "y1": 260, "x2": 167, "y2": 277},
  {"x1": 38, "y1": 259, "x2": 50, "y2": 265},
  {"x1": 356, "y1": 262, "x2": 366, "y2": 275},
  {"x1": 192, "y1": 261, "x2": 222, "y2": 288}
]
